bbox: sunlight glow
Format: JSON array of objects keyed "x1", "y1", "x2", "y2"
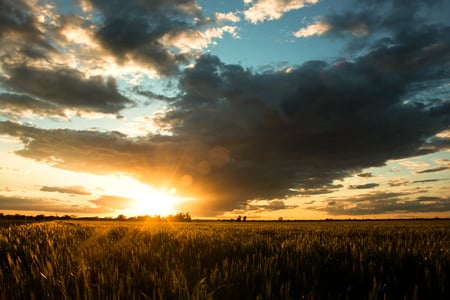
[
  {"x1": 98, "y1": 175, "x2": 181, "y2": 217},
  {"x1": 129, "y1": 187, "x2": 177, "y2": 217}
]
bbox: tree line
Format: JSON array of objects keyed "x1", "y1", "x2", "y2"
[{"x1": 0, "y1": 212, "x2": 192, "y2": 222}]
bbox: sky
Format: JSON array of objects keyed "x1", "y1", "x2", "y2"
[{"x1": 0, "y1": 0, "x2": 449, "y2": 220}]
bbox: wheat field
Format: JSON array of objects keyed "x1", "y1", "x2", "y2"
[{"x1": 1, "y1": 220, "x2": 449, "y2": 299}]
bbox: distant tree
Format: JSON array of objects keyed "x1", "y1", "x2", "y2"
[
  {"x1": 170, "y1": 212, "x2": 191, "y2": 222},
  {"x1": 243, "y1": 216, "x2": 247, "y2": 222},
  {"x1": 278, "y1": 217, "x2": 283, "y2": 221},
  {"x1": 116, "y1": 214, "x2": 127, "y2": 221},
  {"x1": 237, "y1": 215, "x2": 242, "y2": 222}
]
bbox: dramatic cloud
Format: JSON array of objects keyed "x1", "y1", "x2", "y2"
[
  {"x1": 85, "y1": 0, "x2": 207, "y2": 75},
  {"x1": 0, "y1": 66, "x2": 133, "y2": 115},
  {"x1": 0, "y1": 1, "x2": 448, "y2": 216},
  {"x1": 166, "y1": 14, "x2": 448, "y2": 212},
  {"x1": 1, "y1": 12, "x2": 448, "y2": 215},
  {"x1": 0, "y1": 0, "x2": 35, "y2": 38},
  {"x1": 0, "y1": 0, "x2": 238, "y2": 82},
  {"x1": 40, "y1": 185, "x2": 91, "y2": 196},
  {"x1": 0, "y1": 194, "x2": 106, "y2": 214},
  {"x1": 293, "y1": 0, "x2": 448, "y2": 55},
  {"x1": 317, "y1": 192, "x2": 450, "y2": 215},
  {"x1": 294, "y1": 10, "x2": 375, "y2": 38},
  {"x1": 0, "y1": 93, "x2": 67, "y2": 119},
  {"x1": 0, "y1": 0, "x2": 54, "y2": 60},
  {"x1": 159, "y1": 26, "x2": 239, "y2": 54},
  {"x1": 244, "y1": 0, "x2": 319, "y2": 23}
]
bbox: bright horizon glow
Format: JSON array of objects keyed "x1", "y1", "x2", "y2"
[
  {"x1": 102, "y1": 175, "x2": 182, "y2": 217},
  {"x1": 126, "y1": 187, "x2": 178, "y2": 217}
]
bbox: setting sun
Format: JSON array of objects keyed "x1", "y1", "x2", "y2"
[
  {"x1": 130, "y1": 188, "x2": 177, "y2": 217},
  {"x1": 99, "y1": 175, "x2": 182, "y2": 217}
]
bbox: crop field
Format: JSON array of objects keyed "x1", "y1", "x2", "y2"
[{"x1": 1, "y1": 220, "x2": 449, "y2": 299}]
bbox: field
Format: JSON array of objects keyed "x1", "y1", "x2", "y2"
[{"x1": 1, "y1": 220, "x2": 449, "y2": 299}]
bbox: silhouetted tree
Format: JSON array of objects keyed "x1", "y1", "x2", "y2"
[
  {"x1": 170, "y1": 212, "x2": 191, "y2": 222},
  {"x1": 116, "y1": 214, "x2": 127, "y2": 221}
]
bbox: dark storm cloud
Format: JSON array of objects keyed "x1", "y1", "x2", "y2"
[
  {"x1": 0, "y1": 0, "x2": 53, "y2": 56},
  {"x1": 168, "y1": 23, "x2": 449, "y2": 213},
  {"x1": 317, "y1": 192, "x2": 450, "y2": 216},
  {"x1": 86, "y1": 0, "x2": 205, "y2": 75},
  {"x1": 0, "y1": 66, "x2": 133, "y2": 115},
  {"x1": 318, "y1": 10, "x2": 376, "y2": 37},
  {"x1": 307, "y1": 0, "x2": 450, "y2": 55},
  {"x1": 40, "y1": 185, "x2": 91, "y2": 196},
  {"x1": 0, "y1": 0, "x2": 36, "y2": 37},
  {"x1": 0, "y1": 93, "x2": 68, "y2": 119}
]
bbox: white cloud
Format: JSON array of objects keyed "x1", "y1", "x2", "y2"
[
  {"x1": 79, "y1": 0, "x2": 93, "y2": 13},
  {"x1": 293, "y1": 21, "x2": 331, "y2": 37},
  {"x1": 160, "y1": 26, "x2": 239, "y2": 53},
  {"x1": 215, "y1": 12, "x2": 241, "y2": 23},
  {"x1": 244, "y1": 0, "x2": 319, "y2": 24}
]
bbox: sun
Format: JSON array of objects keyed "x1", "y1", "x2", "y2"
[
  {"x1": 101, "y1": 175, "x2": 181, "y2": 217},
  {"x1": 131, "y1": 188, "x2": 177, "y2": 216}
]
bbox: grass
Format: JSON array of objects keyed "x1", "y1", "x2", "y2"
[{"x1": 1, "y1": 220, "x2": 449, "y2": 299}]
